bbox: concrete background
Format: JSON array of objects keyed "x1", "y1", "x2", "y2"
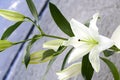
[{"x1": 0, "y1": 0, "x2": 120, "y2": 80}]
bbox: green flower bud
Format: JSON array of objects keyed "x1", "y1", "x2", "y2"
[
  {"x1": 0, "y1": 40, "x2": 13, "y2": 52},
  {"x1": 0, "y1": 9, "x2": 25, "y2": 21},
  {"x1": 28, "y1": 49, "x2": 55, "y2": 64}
]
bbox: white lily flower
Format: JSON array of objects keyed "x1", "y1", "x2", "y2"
[
  {"x1": 64, "y1": 13, "x2": 114, "y2": 72},
  {"x1": 111, "y1": 25, "x2": 120, "y2": 49},
  {"x1": 56, "y1": 62, "x2": 82, "y2": 80}
]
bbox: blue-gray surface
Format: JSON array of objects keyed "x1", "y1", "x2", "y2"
[
  {"x1": 0, "y1": 0, "x2": 47, "y2": 80},
  {"x1": 1, "y1": 0, "x2": 120, "y2": 80}
]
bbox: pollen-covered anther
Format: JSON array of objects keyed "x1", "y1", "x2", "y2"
[{"x1": 78, "y1": 39, "x2": 81, "y2": 41}]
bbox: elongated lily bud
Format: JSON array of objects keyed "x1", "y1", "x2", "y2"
[
  {"x1": 0, "y1": 9, "x2": 25, "y2": 21},
  {"x1": 0, "y1": 40, "x2": 13, "y2": 52},
  {"x1": 28, "y1": 49, "x2": 55, "y2": 64},
  {"x1": 43, "y1": 39, "x2": 65, "y2": 51},
  {"x1": 111, "y1": 25, "x2": 120, "y2": 49},
  {"x1": 56, "y1": 62, "x2": 82, "y2": 80}
]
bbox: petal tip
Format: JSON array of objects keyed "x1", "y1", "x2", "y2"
[
  {"x1": 95, "y1": 67, "x2": 100, "y2": 73},
  {"x1": 93, "y1": 12, "x2": 99, "y2": 17}
]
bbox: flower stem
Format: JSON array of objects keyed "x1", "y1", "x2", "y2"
[
  {"x1": 53, "y1": 46, "x2": 67, "y2": 56},
  {"x1": 26, "y1": 17, "x2": 45, "y2": 35},
  {"x1": 25, "y1": 17, "x2": 67, "y2": 40},
  {"x1": 43, "y1": 34, "x2": 68, "y2": 40},
  {"x1": 13, "y1": 35, "x2": 42, "y2": 45},
  {"x1": 13, "y1": 38, "x2": 32, "y2": 45},
  {"x1": 12, "y1": 34, "x2": 67, "y2": 45}
]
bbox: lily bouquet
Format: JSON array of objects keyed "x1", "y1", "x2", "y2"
[{"x1": 0, "y1": 1, "x2": 120, "y2": 80}]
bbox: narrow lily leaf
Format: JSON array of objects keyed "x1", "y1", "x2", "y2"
[
  {"x1": 1, "y1": 21, "x2": 23, "y2": 40},
  {"x1": 82, "y1": 54, "x2": 94, "y2": 80},
  {"x1": 24, "y1": 35, "x2": 41, "y2": 67},
  {"x1": 43, "y1": 39, "x2": 65, "y2": 51},
  {"x1": 0, "y1": 9, "x2": 25, "y2": 21},
  {"x1": 0, "y1": 40, "x2": 13, "y2": 52},
  {"x1": 57, "y1": 46, "x2": 65, "y2": 52},
  {"x1": 26, "y1": 0, "x2": 38, "y2": 21},
  {"x1": 101, "y1": 57, "x2": 120, "y2": 80},
  {"x1": 103, "y1": 50, "x2": 114, "y2": 57},
  {"x1": 49, "y1": 2, "x2": 74, "y2": 37},
  {"x1": 61, "y1": 48, "x2": 74, "y2": 70},
  {"x1": 42, "y1": 57, "x2": 57, "y2": 80},
  {"x1": 110, "y1": 45, "x2": 120, "y2": 52}
]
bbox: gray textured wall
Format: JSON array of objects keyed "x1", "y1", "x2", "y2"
[{"x1": 1, "y1": 0, "x2": 120, "y2": 80}]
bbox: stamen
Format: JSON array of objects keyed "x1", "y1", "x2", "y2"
[{"x1": 78, "y1": 39, "x2": 81, "y2": 41}]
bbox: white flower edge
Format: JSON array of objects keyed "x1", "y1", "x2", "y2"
[
  {"x1": 56, "y1": 62, "x2": 82, "y2": 80},
  {"x1": 43, "y1": 39, "x2": 65, "y2": 51},
  {"x1": 111, "y1": 25, "x2": 120, "y2": 49}
]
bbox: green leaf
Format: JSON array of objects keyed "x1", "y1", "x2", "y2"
[
  {"x1": 26, "y1": 0, "x2": 38, "y2": 21},
  {"x1": 103, "y1": 50, "x2": 114, "y2": 57},
  {"x1": 61, "y1": 48, "x2": 73, "y2": 70},
  {"x1": 0, "y1": 40, "x2": 13, "y2": 52},
  {"x1": 101, "y1": 57, "x2": 120, "y2": 80},
  {"x1": 110, "y1": 45, "x2": 120, "y2": 52},
  {"x1": 1, "y1": 21, "x2": 23, "y2": 40},
  {"x1": 82, "y1": 54, "x2": 94, "y2": 80},
  {"x1": 0, "y1": 9, "x2": 25, "y2": 21},
  {"x1": 49, "y1": 2, "x2": 74, "y2": 37},
  {"x1": 42, "y1": 57, "x2": 57, "y2": 80},
  {"x1": 24, "y1": 35, "x2": 41, "y2": 67}
]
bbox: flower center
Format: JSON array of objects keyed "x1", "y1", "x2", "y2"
[{"x1": 78, "y1": 38, "x2": 98, "y2": 45}]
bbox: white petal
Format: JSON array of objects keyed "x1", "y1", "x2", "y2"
[
  {"x1": 56, "y1": 62, "x2": 82, "y2": 80},
  {"x1": 89, "y1": 46, "x2": 100, "y2": 72},
  {"x1": 98, "y1": 35, "x2": 114, "y2": 52},
  {"x1": 89, "y1": 13, "x2": 99, "y2": 34},
  {"x1": 89, "y1": 13, "x2": 99, "y2": 40},
  {"x1": 68, "y1": 44, "x2": 92, "y2": 63},
  {"x1": 70, "y1": 19, "x2": 90, "y2": 40},
  {"x1": 111, "y1": 25, "x2": 120, "y2": 49},
  {"x1": 63, "y1": 37, "x2": 87, "y2": 48},
  {"x1": 43, "y1": 39, "x2": 64, "y2": 51}
]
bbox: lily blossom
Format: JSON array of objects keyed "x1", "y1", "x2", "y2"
[
  {"x1": 111, "y1": 25, "x2": 120, "y2": 49},
  {"x1": 56, "y1": 62, "x2": 82, "y2": 80},
  {"x1": 64, "y1": 13, "x2": 114, "y2": 72}
]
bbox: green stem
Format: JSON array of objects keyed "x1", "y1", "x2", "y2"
[
  {"x1": 13, "y1": 39, "x2": 32, "y2": 45},
  {"x1": 44, "y1": 34, "x2": 68, "y2": 40},
  {"x1": 26, "y1": 17, "x2": 67, "y2": 40},
  {"x1": 12, "y1": 34, "x2": 67, "y2": 45},
  {"x1": 26, "y1": 17, "x2": 45, "y2": 34},
  {"x1": 53, "y1": 46, "x2": 67, "y2": 56},
  {"x1": 13, "y1": 35, "x2": 42, "y2": 45}
]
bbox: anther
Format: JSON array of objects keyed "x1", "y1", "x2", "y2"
[{"x1": 78, "y1": 39, "x2": 81, "y2": 41}]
